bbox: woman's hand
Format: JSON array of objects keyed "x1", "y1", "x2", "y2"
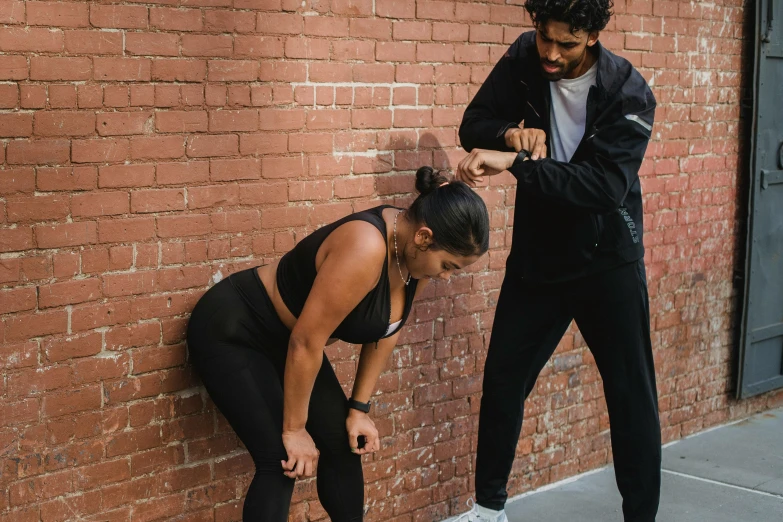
[
  {"x1": 346, "y1": 409, "x2": 380, "y2": 455},
  {"x1": 281, "y1": 428, "x2": 320, "y2": 479},
  {"x1": 456, "y1": 149, "x2": 518, "y2": 187}
]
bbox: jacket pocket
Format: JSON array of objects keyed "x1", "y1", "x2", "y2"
[{"x1": 528, "y1": 201, "x2": 604, "y2": 276}]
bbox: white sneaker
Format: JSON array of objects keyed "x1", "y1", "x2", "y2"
[{"x1": 452, "y1": 498, "x2": 508, "y2": 522}]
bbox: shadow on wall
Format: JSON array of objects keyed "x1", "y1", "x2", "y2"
[{"x1": 367, "y1": 130, "x2": 460, "y2": 210}]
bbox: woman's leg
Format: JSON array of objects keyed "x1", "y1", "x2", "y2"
[
  {"x1": 193, "y1": 342, "x2": 294, "y2": 522},
  {"x1": 307, "y1": 355, "x2": 365, "y2": 522},
  {"x1": 187, "y1": 278, "x2": 294, "y2": 522}
]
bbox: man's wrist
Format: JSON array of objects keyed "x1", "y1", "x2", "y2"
[{"x1": 512, "y1": 149, "x2": 530, "y2": 167}]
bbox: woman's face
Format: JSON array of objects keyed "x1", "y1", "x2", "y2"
[{"x1": 404, "y1": 226, "x2": 482, "y2": 281}]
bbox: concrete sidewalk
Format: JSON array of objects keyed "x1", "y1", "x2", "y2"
[{"x1": 447, "y1": 407, "x2": 783, "y2": 521}]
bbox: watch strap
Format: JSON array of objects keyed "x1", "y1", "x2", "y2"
[{"x1": 347, "y1": 397, "x2": 371, "y2": 413}]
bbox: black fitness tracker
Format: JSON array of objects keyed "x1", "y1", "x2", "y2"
[{"x1": 347, "y1": 397, "x2": 371, "y2": 413}]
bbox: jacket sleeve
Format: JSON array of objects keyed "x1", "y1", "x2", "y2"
[
  {"x1": 509, "y1": 87, "x2": 655, "y2": 212},
  {"x1": 459, "y1": 39, "x2": 527, "y2": 153}
]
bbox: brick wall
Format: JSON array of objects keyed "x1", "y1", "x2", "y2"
[{"x1": 1, "y1": 0, "x2": 781, "y2": 520}]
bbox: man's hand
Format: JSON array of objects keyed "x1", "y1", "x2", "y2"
[
  {"x1": 504, "y1": 126, "x2": 547, "y2": 160},
  {"x1": 456, "y1": 149, "x2": 517, "y2": 187}
]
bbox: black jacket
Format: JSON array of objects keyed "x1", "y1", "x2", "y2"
[{"x1": 460, "y1": 31, "x2": 655, "y2": 284}]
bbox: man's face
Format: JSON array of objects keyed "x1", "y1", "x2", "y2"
[{"x1": 535, "y1": 20, "x2": 599, "y2": 81}]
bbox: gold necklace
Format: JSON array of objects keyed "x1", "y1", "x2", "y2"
[{"x1": 393, "y1": 211, "x2": 411, "y2": 286}]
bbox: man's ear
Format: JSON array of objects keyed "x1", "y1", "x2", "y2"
[
  {"x1": 413, "y1": 226, "x2": 434, "y2": 250},
  {"x1": 587, "y1": 31, "x2": 599, "y2": 47}
]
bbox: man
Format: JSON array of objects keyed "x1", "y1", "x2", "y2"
[{"x1": 454, "y1": 1, "x2": 661, "y2": 521}]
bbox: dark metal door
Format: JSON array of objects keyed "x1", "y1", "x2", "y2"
[{"x1": 738, "y1": 0, "x2": 783, "y2": 398}]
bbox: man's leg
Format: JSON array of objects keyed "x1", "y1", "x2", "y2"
[
  {"x1": 571, "y1": 260, "x2": 661, "y2": 522},
  {"x1": 475, "y1": 273, "x2": 573, "y2": 510}
]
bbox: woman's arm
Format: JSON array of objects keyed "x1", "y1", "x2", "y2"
[
  {"x1": 281, "y1": 221, "x2": 387, "y2": 478},
  {"x1": 345, "y1": 333, "x2": 401, "y2": 455},
  {"x1": 346, "y1": 279, "x2": 431, "y2": 455}
]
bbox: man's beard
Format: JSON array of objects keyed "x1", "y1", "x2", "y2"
[{"x1": 540, "y1": 52, "x2": 585, "y2": 81}]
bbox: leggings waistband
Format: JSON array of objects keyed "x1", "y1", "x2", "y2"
[{"x1": 228, "y1": 267, "x2": 291, "y2": 342}]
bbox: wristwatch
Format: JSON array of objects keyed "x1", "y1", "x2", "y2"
[
  {"x1": 347, "y1": 397, "x2": 371, "y2": 413},
  {"x1": 513, "y1": 149, "x2": 531, "y2": 166}
]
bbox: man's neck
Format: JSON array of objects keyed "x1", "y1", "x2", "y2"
[{"x1": 565, "y1": 46, "x2": 598, "y2": 80}]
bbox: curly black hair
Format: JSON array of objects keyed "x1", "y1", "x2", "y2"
[{"x1": 524, "y1": 0, "x2": 613, "y2": 33}]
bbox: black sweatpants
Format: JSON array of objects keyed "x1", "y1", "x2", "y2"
[
  {"x1": 186, "y1": 268, "x2": 364, "y2": 522},
  {"x1": 476, "y1": 260, "x2": 661, "y2": 521}
]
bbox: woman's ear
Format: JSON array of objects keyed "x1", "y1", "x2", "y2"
[{"x1": 413, "y1": 226, "x2": 434, "y2": 251}]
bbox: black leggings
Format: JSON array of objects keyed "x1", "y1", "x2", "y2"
[{"x1": 186, "y1": 268, "x2": 364, "y2": 522}]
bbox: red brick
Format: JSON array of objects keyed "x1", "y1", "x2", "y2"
[
  {"x1": 97, "y1": 112, "x2": 153, "y2": 136},
  {"x1": 97, "y1": 217, "x2": 155, "y2": 243},
  {"x1": 0, "y1": 113, "x2": 32, "y2": 137},
  {"x1": 37, "y1": 166, "x2": 96, "y2": 191},
  {"x1": 0, "y1": 1, "x2": 25, "y2": 24},
  {"x1": 38, "y1": 278, "x2": 102, "y2": 308},
  {"x1": 126, "y1": 32, "x2": 179, "y2": 57},
  {"x1": 71, "y1": 191, "x2": 129, "y2": 218},
  {"x1": 0, "y1": 27, "x2": 63, "y2": 52},
  {"x1": 130, "y1": 136, "x2": 185, "y2": 160},
  {"x1": 261, "y1": 156, "x2": 305, "y2": 179},
  {"x1": 156, "y1": 214, "x2": 211, "y2": 238},
  {"x1": 285, "y1": 37, "x2": 330, "y2": 60},
  {"x1": 64, "y1": 30, "x2": 123, "y2": 55},
  {"x1": 47, "y1": 84, "x2": 75, "y2": 108},
  {"x1": 187, "y1": 185, "x2": 239, "y2": 209},
  {"x1": 256, "y1": 12, "x2": 302, "y2": 35},
  {"x1": 235, "y1": 35, "x2": 285, "y2": 58},
  {"x1": 210, "y1": 158, "x2": 261, "y2": 181},
  {"x1": 43, "y1": 386, "x2": 102, "y2": 418},
  {"x1": 44, "y1": 333, "x2": 102, "y2": 362},
  {"x1": 30, "y1": 56, "x2": 90, "y2": 80},
  {"x1": 151, "y1": 7, "x2": 203, "y2": 32},
  {"x1": 310, "y1": 62, "x2": 352, "y2": 82},
  {"x1": 94, "y1": 57, "x2": 151, "y2": 81},
  {"x1": 350, "y1": 18, "x2": 392, "y2": 39},
  {"x1": 0, "y1": 54, "x2": 28, "y2": 79},
  {"x1": 27, "y1": 1, "x2": 88, "y2": 27},
  {"x1": 433, "y1": 22, "x2": 469, "y2": 42},
  {"x1": 240, "y1": 133, "x2": 288, "y2": 155},
  {"x1": 90, "y1": 4, "x2": 148, "y2": 29},
  {"x1": 99, "y1": 164, "x2": 155, "y2": 188},
  {"x1": 208, "y1": 109, "x2": 258, "y2": 132},
  {"x1": 72, "y1": 138, "x2": 129, "y2": 164},
  {"x1": 186, "y1": 134, "x2": 238, "y2": 158},
  {"x1": 377, "y1": 0, "x2": 416, "y2": 19},
  {"x1": 34, "y1": 111, "x2": 95, "y2": 137},
  {"x1": 0, "y1": 287, "x2": 36, "y2": 314},
  {"x1": 6, "y1": 194, "x2": 69, "y2": 223},
  {"x1": 7, "y1": 139, "x2": 70, "y2": 165},
  {"x1": 5, "y1": 310, "x2": 68, "y2": 341},
  {"x1": 207, "y1": 60, "x2": 258, "y2": 81},
  {"x1": 131, "y1": 189, "x2": 185, "y2": 213},
  {"x1": 152, "y1": 59, "x2": 206, "y2": 82},
  {"x1": 156, "y1": 161, "x2": 210, "y2": 185},
  {"x1": 35, "y1": 222, "x2": 97, "y2": 248},
  {"x1": 155, "y1": 111, "x2": 207, "y2": 133},
  {"x1": 182, "y1": 35, "x2": 233, "y2": 57},
  {"x1": 305, "y1": 16, "x2": 349, "y2": 37},
  {"x1": 259, "y1": 109, "x2": 305, "y2": 131},
  {"x1": 205, "y1": 10, "x2": 256, "y2": 33},
  {"x1": 0, "y1": 167, "x2": 35, "y2": 195}
]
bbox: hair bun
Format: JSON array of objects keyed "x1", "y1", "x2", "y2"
[{"x1": 415, "y1": 166, "x2": 449, "y2": 196}]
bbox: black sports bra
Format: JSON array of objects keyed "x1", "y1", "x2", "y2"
[{"x1": 276, "y1": 205, "x2": 418, "y2": 345}]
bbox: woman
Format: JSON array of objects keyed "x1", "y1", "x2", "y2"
[{"x1": 186, "y1": 167, "x2": 490, "y2": 521}]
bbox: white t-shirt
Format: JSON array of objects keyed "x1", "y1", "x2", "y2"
[{"x1": 549, "y1": 62, "x2": 598, "y2": 162}]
